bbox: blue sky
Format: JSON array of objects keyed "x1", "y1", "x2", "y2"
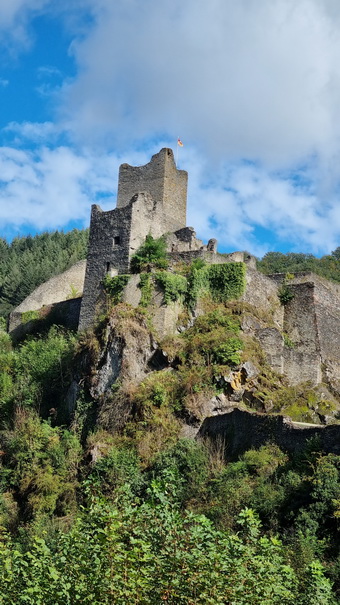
[{"x1": 1, "y1": 1, "x2": 340, "y2": 257}]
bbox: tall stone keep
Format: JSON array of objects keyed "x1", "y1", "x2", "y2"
[{"x1": 78, "y1": 148, "x2": 188, "y2": 330}]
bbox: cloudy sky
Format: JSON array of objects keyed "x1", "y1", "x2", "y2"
[{"x1": 1, "y1": 0, "x2": 340, "y2": 256}]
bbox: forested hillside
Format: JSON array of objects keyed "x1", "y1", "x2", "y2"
[
  {"x1": 0, "y1": 322, "x2": 339, "y2": 603},
  {"x1": 0, "y1": 230, "x2": 88, "y2": 319},
  {"x1": 0, "y1": 234, "x2": 339, "y2": 603},
  {"x1": 257, "y1": 248, "x2": 340, "y2": 282}
]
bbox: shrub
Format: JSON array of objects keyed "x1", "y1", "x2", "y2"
[
  {"x1": 207, "y1": 263, "x2": 246, "y2": 302},
  {"x1": 139, "y1": 273, "x2": 153, "y2": 307},
  {"x1": 130, "y1": 234, "x2": 168, "y2": 273},
  {"x1": 102, "y1": 274, "x2": 130, "y2": 304},
  {"x1": 212, "y1": 337, "x2": 243, "y2": 366},
  {"x1": 154, "y1": 271, "x2": 187, "y2": 304},
  {"x1": 278, "y1": 284, "x2": 295, "y2": 305}
]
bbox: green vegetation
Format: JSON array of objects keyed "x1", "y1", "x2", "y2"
[
  {"x1": 154, "y1": 260, "x2": 246, "y2": 310},
  {"x1": 130, "y1": 240, "x2": 246, "y2": 311},
  {"x1": 130, "y1": 234, "x2": 168, "y2": 273},
  {"x1": 139, "y1": 273, "x2": 153, "y2": 307},
  {"x1": 155, "y1": 271, "x2": 187, "y2": 304},
  {"x1": 102, "y1": 274, "x2": 130, "y2": 304},
  {"x1": 278, "y1": 284, "x2": 295, "y2": 305},
  {"x1": 0, "y1": 325, "x2": 77, "y2": 421},
  {"x1": 0, "y1": 236, "x2": 339, "y2": 602},
  {"x1": 258, "y1": 249, "x2": 340, "y2": 283},
  {"x1": 207, "y1": 262, "x2": 247, "y2": 302},
  {"x1": 0, "y1": 229, "x2": 88, "y2": 319},
  {"x1": 21, "y1": 310, "x2": 40, "y2": 324}
]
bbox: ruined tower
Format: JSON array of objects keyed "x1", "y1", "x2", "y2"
[{"x1": 78, "y1": 148, "x2": 188, "y2": 330}]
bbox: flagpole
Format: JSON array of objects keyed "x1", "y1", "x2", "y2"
[{"x1": 176, "y1": 137, "x2": 179, "y2": 167}]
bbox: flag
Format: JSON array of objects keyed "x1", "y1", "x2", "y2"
[{"x1": 177, "y1": 138, "x2": 183, "y2": 147}]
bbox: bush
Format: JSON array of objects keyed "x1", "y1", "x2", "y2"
[
  {"x1": 130, "y1": 235, "x2": 168, "y2": 273},
  {"x1": 155, "y1": 271, "x2": 187, "y2": 304},
  {"x1": 102, "y1": 274, "x2": 130, "y2": 304},
  {"x1": 207, "y1": 263, "x2": 246, "y2": 302},
  {"x1": 278, "y1": 284, "x2": 295, "y2": 305}
]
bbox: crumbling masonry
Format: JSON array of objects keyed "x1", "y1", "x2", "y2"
[
  {"x1": 78, "y1": 148, "x2": 229, "y2": 330},
  {"x1": 8, "y1": 148, "x2": 340, "y2": 400}
]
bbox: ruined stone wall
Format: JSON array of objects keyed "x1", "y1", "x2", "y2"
[
  {"x1": 8, "y1": 260, "x2": 86, "y2": 333},
  {"x1": 284, "y1": 283, "x2": 319, "y2": 352},
  {"x1": 10, "y1": 298, "x2": 82, "y2": 343},
  {"x1": 78, "y1": 204, "x2": 133, "y2": 331},
  {"x1": 79, "y1": 189, "x2": 177, "y2": 331},
  {"x1": 79, "y1": 149, "x2": 188, "y2": 331},
  {"x1": 117, "y1": 148, "x2": 187, "y2": 233},
  {"x1": 198, "y1": 408, "x2": 340, "y2": 459},
  {"x1": 313, "y1": 278, "x2": 340, "y2": 361},
  {"x1": 241, "y1": 268, "x2": 283, "y2": 324},
  {"x1": 282, "y1": 282, "x2": 322, "y2": 385}
]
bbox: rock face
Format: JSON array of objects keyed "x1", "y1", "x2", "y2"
[{"x1": 87, "y1": 308, "x2": 155, "y2": 431}]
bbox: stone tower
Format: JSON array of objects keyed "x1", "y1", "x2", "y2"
[{"x1": 78, "y1": 148, "x2": 188, "y2": 330}]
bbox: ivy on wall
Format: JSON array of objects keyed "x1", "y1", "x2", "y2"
[
  {"x1": 207, "y1": 263, "x2": 246, "y2": 303},
  {"x1": 139, "y1": 273, "x2": 153, "y2": 307},
  {"x1": 151, "y1": 262, "x2": 246, "y2": 308},
  {"x1": 102, "y1": 274, "x2": 130, "y2": 305},
  {"x1": 154, "y1": 272, "x2": 187, "y2": 305},
  {"x1": 103, "y1": 262, "x2": 246, "y2": 311}
]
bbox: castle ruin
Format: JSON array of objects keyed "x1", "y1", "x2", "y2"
[
  {"x1": 8, "y1": 148, "x2": 340, "y2": 403},
  {"x1": 78, "y1": 148, "x2": 237, "y2": 330},
  {"x1": 78, "y1": 148, "x2": 188, "y2": 330}
]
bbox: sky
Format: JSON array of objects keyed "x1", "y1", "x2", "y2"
[{"x1": 1, "y1": 1, "x2": 340, "y2": 257}]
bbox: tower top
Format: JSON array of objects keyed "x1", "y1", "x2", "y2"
[{"x1": 116, "y1": 148, "x2": 187, "y2": 232}]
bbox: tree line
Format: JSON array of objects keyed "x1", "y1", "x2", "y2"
[{"x1": 0, "y1": 229, "x2": 88, "y2": 319}]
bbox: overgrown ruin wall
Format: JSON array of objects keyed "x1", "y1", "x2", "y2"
[
  {"x1": 78, "y1": 149, "x2": 188, "y2": 331},
  {"x1": 198, "y1": 408, "x2": 340, "y2": 459},
  {"x1": 257, "y1": 273, "x2": 340, "y2": 388},
  {"x1": 8, "y1": 260, "x2": 86, "y2": 333}
]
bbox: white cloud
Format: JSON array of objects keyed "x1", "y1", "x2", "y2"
[
  {"x1": 59, "y1": 0, "x2": 340, "y2": 166},
  {"x1": 1, "y1": 135, "x2": 339, "y2": 256},
  {"x1": 2, "y1": 1, "x2": 340, "y2": 255},
  {"x1": 4, "y1": 121, "x2": 58, "y2": 142},
  {"x1": 0, "y1": 0, "x2": 51, "y2": 50},
  {"x1": 0, "y1": 145, "x2": 118, "y2": 231},
  {"x1": 185, "y1": 152, "x2": 340, "y2": 256}
]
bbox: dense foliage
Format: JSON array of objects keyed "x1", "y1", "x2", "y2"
[
  {"x1": 103, "y1": 274, "x2": 130, "y2": 305},
  {"x1": 0, "y1": 316, "x2": 338, "y2": 601},
  {"x1": 0, "y1": 233, "x2": 339, "y2": 602},
  {"x1": 130, "y1": 234, "x2": 168, "y2": 273},
  {"x1": 257, "y1": 249, "x2": 340, "y2": 282},
  {"x1": 0, "y1": 229, "x2": 88, "y2": 319}
]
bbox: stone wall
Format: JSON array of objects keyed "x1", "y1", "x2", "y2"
[
  {"x1": 79, "y1": 149, "x2": 188, "y2": 331},
  {"x1": 8, "y1": 260, "x2": 86, "y2": 333},
  {"x1": 242, "y1": 268, "x2": 283, "y2": 325},
  {"x1": 198, "y1": 408, "x2": 340, "y2": 459},
  {"x1": 258, "y1": 273, "x2": 340, "y2": 387},
  {"x1": 117, "y1": 148, "x2": 187, "y2": 233},
  {"x1": 10, "y1": 298, "x2": 82, "y2": 343},
  {"x1": 78, "y1": 203, "x2": 134, "y2": 331}
]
